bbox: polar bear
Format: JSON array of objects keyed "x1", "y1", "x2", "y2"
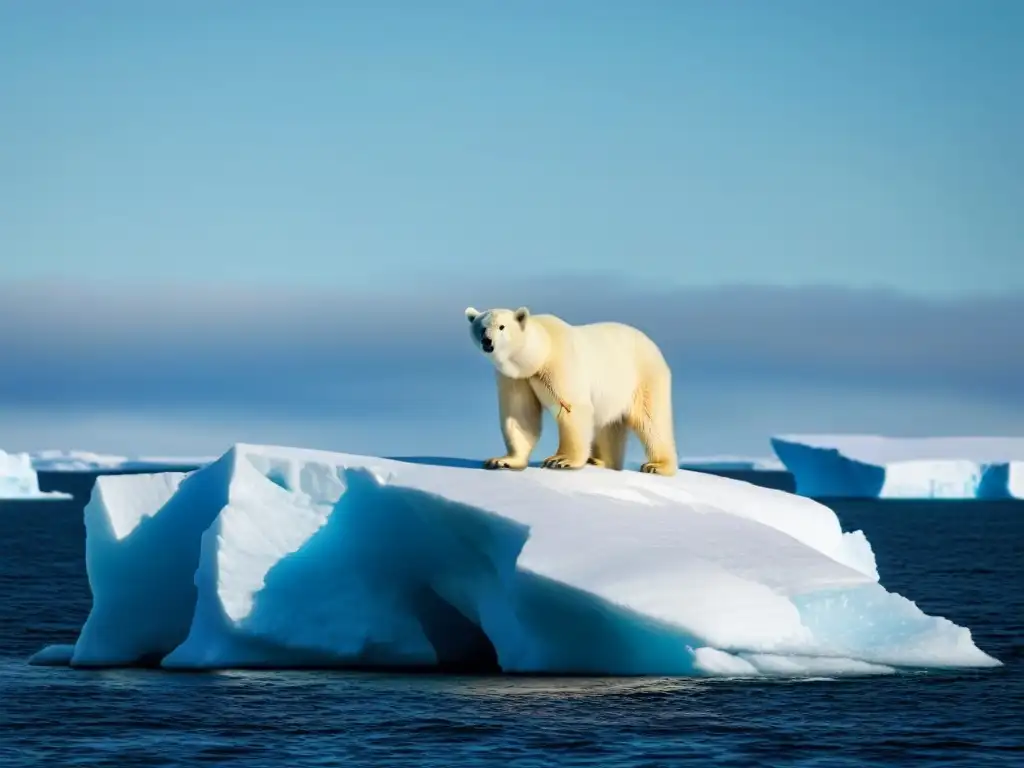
[{"x1": 464, "y1": 306, "x2": 678, "y2": 476}]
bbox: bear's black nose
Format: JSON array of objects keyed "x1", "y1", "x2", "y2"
[{"x1": 481, "y1": 332, "x2": 494, "y2": 352}]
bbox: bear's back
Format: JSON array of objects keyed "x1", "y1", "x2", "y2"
[
  {"x1": 575, "y1": 320, "x2": 667, "y2": 366},
  {"x1": 536, "y1": 314, "x2": 669, "y2": 380}
]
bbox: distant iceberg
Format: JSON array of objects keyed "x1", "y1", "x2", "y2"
[
  {"x1": 29, "y1": 450, "x2": 214, "y2": 473},
  {"x1": 32, "y1": 443, "x2": 1000, "y2": 677},
  {"x1": 0, "y1": 450, "x2": 73, "y2": 500},
  {"x1": 678, "y1": 455, "x2": 785, "y2": 471},
  {"x1": 771, "y1": 434, "x2": 1024, "y2": 499}
]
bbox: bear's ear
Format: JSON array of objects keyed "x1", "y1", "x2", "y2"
[
  {"x1": 465, "y1": 307, "x2": 480, "y2": 323},
  {"x1": 514, "y1": 307, "x2": 530, "y2": 327}
]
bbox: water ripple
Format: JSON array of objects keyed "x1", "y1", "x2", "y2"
[{"x1": 1, "y1": 496, "x2": 1022, "y2": 767}]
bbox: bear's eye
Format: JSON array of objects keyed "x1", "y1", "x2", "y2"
[{"x1": 498, "y1": 325, "x2": 505, "y2": 331}]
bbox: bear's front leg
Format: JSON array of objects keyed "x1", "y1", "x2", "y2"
[
  {"x1": 541, "y1": 405, "x2": 593, "y2": 470},
  {"x1": 484, "y1": 374, "x2": 542, "y2": 471}
]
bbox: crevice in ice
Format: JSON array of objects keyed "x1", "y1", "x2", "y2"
[
  {"x1": 411, "y1": 586, "x2": 500, "y2": 673},
  {"x1": 265, "y1": 468, "x2": 291, "y2": 492}
]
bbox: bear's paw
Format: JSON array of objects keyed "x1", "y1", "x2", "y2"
[
  {"x1": 483, "y1": 456, "x2": 528, "y2": 471},
  {"x1": 540, "y1": 454, "x2": 588, "y2": 470},
  {"x1": 640, "y1": 460, "x2": 677, "y2": 477}
]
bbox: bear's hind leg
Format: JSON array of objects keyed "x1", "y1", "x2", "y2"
[
  {"x1": 628, "y1": 378, "x2": 677, "y2": 476},
  {"x1": 588, "y1": 420, "x2": 628, "y2": 470},
  {"x1": 587, "y1": 431, "x2": 605, "y2": 467},
  {"x1": 484, "y1": 375, "x2": 542, "y2": 470}
]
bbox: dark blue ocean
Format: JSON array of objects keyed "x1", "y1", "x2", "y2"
[{"x1": 1, "y1": 470, "x2": 1021, "y2": 767}]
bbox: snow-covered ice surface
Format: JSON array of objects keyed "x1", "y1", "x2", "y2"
[
  {"x1": 49, "y1": 443, "x2": 1000, "y2": 677},
  {"x1": 29, "y1": 450, "x2": 213, "y2": 473},
  {"x1": 772, "y1": 434, "x2": 1024, "y2": 500},
  {"x1": 678, "y1": 455, "x2": 785, "y2": 471},
  {"x1": 0, "y1": 450, "x2": 73, "y2": 500}
]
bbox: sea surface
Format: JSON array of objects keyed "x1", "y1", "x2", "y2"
[{"x1": 1, "y1": 471, "x2": 1021, "y2": 767}]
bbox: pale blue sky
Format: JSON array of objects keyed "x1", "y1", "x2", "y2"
[
  {"x1": 1, "y1": 1, "x2": 1021, "y2": 457},
  {"x1": 2, "y1": 0, "x2": 1021, "y2": 294}
]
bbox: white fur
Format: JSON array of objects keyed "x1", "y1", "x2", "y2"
[{"x1": 465, "y1": 306, "x2": 678, "y2": 475}]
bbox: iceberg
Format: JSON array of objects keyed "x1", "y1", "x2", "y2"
[
  {"x1": 772, "y1": 434, "x2": 1024, "y2": 499},
  {"x1": 48, "y1": 443, "x2": 998, "y2": 677},
  {"x1": 0, "y1": 450, "x2": 73, "y2": 500},
  {"x1": 678, "y1": 455, "x2": 785, "y2": 471},
  {"x1": 29, "y1": 450, "x2": 213, "y2": 473}
]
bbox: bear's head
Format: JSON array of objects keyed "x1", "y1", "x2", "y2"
[{"x1": 464, "y1": 306, "x2": 531, "y2": 365}]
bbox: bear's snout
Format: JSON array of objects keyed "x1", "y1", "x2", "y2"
[{"x1": 481, "y1": 332, "x2": 494, "y2": 353}]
